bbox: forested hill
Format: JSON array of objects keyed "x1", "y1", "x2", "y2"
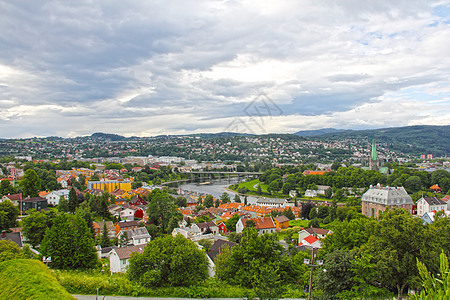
[{"x1": 311, "y1": 125, "x2": 449, "y2": 157}]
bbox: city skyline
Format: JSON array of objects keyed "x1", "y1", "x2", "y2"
[{"x1": 1, "y1": 1, "x2": 449, "y2": 138}]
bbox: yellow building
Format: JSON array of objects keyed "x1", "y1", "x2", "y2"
[{"x1": 87, "y1": 180, "x2": 132, "y2": 193}]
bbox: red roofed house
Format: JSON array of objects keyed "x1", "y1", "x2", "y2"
[
  {"x1": 298, "y1": 227, "x2": 333, "y2": 241},
  {"x1": 236, "y1": 217, "x2": 276, "y2": 235},
  {"x1": 299, "y1": 235, "x2": 322, "y2": 248}
]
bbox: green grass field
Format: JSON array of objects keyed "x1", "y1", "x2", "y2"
[
  {"x1": 0, "y1": 259, "x2": 74, "y2": 299},
  {"x1": 232, "y1": 179, "x2": 289, "y2": 198}
]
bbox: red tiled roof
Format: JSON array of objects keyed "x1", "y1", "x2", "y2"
[{"x1": 304, "y1": 235, "x2": 319, "y2": 245}]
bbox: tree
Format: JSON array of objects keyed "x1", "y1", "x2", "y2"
[
  {"x1": 301, "y1": 202, "x2": 315, "y2": 220},
  {"x1": 225, "y1": 213, "x2": 240, "y2": 232},
  {"x1": 0, "y1": 201, "x2": 19, "y2": 230},
  {"x1": 22, "y1": 209, "x2": 54, "y2": 248},
  {"x1": 309, "y1": 207, "x2": 317, "y2": 219},
  {"x1": 100, "y1": 222, "x2": 111, "y2": 247},
  {"x1": 20, "y1": 169, "x2": 40, "y2": 197},
  {"x1": 325, "y1": 187, "x2": 333, "y2": 199},
  {"x1": 175, "y1": 196, "x2": 187, "y2": 208},
  {"x1": 0, "y1": 179, "x2": 15, "y2": 196},
  {"x1": 127, "y1": 235, "x2": 208, "y2": 287},
  {"x1": 359, "y1": 208, "x2": 430, "y2": 298},
  {"x1": 198, "y1": 239, "x2": 213, "y2": 252},
  {"x1": 317, "y1": 206, "x2": 329, "y2": 219},
  {"x1": 40, "y1": 213, "x2": 99, "y2": 270},
  {"x1": 58, "y1": 196, "x2": 69, "y2": 212},
  {"x1": 204, "y1": 195, "x2": 214, "y2": 208},
  {"x1": 233, "y1": 194, "x2": 241, "y2": 203},
  {"x1": 215, "y1": 227, "x2": 287, "y2": 297},
  {"x1": 257, "y1": 184, "x2": 262, "y2": 195},
  {"x1": 314, "y1": 249, "x2": 355, "y2": 298},
  {"x1": 267, "y1": 180, "x2": 280, "y2": 194},
  {"x1": 147, "y1": 192, "x2": 181, "y2": 233},
  {"x1": 245, "y1": 219, "x2": 256, "y2": 228},
  {"x1": 405, "y1": 175, "x2": 422, "y2": 193},
  {"x1": 244, "y1": 196, "x2": 248, "y2": 206},
  {"x1": 220, "y1": 192, "x2": 231, "y2": 204},
  {"x1": 283, "y1": 208, "x2": 295, "y2": 220},
  {"x1": 68, "y1": 187, "x2": 78, "y2": 213}
]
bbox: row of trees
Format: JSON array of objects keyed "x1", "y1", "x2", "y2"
[{"x1": 255, "y1": 165, "x2": 450, "y2": 197}]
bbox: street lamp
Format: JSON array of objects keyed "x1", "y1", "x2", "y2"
[{"x1": 303, "y1": 246, "x2": 323, "y2": 300}]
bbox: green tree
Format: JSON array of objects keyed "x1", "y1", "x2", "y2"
[
  {"x1": 0, "y1": 179, "x2": 15, "y2": 196},
  {"x1": 68, "y1": 187, "x2": 78, "y2": 213},
  {"x1": 257, "y1": 184, "x2": 262, "y2": 195},
  {"x1": 233, "y1": 194, "x2": 241, "y2": 203},
  {"x1": 267, "y1": 180, "x2": 280, "y2": 194},
  {"x1": 283, "y1": 207, "x2": 295, "y2": 220},
  {"x1": 405, "y1": 175, "x2": 422, "y2": 193},
  {"x1": 315, "y1": 249, "x2": 355, "y2": 298},
  {"x1": 359, "y1": 208, "x2": 430, "y2": 298},
  {"x1": 127, "y1": 235, "x2": 208, "y2": 287},
  {"x1": 22, "y1": 210, "x2": 54, "y2": 248},
  {"x1": 58, "y1": 196, "x2": 69, "y2": 212},
  {"x1": 100, "y1": 222, "x2": 111, "y2": 247},
  {"x1": 147, "y1": 191, "x2": 181, "y2": 233},
  {"x1": 215, "y1": 227, "x2": 288, "y2": 297},
  {"x1": 20, "y1": 169, "x2": 40, "y2": 197},
  {"x1": 225, "y1": 213, "x2": 240, "y2": 232},
  {"x1": 40, "y1": 213, "x2": 99, "y2": 270},
  {"x1": 0, "y1": 201, "x2": 19, "y2": 230},
  {"x1": 204, "y1": 195, "x2": 214, "y2": 208},
  {"x1": 220, "y1": 192, "x2": 231, "y2": 204}
]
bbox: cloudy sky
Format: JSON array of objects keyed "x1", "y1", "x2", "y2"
[{"x1": 0, "y1": 0, "x2": 449, "y2": 138}]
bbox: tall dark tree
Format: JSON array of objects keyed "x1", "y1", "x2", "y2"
[
  {"x1": 58, "y1": 196, "x2": 69, "y2": 212},
  {"x1": 100, "y1": 222, "x2": 111, "y2": 247},
  {"x1": 68, "y1": 188, "x2": 78, "y2": 213},
  {"x1": 20, "y1": 169, "x2": 40, "y2": 197}
]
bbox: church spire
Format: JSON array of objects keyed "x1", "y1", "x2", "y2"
[
  {"x1": 371, "y1": 139, "x2": 378, "y2": 161},
  {"x1": 370, "y1": 139, "x2": 378, "y2": 170}
]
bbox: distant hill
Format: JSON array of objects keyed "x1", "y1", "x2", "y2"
[
  {"x1": 91, "y1": 132, "x2": 126, "y2": 141},
  {"x1": 294, "y1": 128, "x2": 347, "y2": 137},
  {"x1": 314, "y1": 125, "x2": 450, "y2": 157},
  {"x1": 0, "y1": 259, "x2": 74, "y2": 299}
]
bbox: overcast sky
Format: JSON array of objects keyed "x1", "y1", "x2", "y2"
[{"x1": 0, "y1": 0, "x2": 449, "y2": 138}]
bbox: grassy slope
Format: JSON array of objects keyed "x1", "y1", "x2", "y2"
[{"x1": 0, "y1": 259, "x2": 74, "y2": 300}]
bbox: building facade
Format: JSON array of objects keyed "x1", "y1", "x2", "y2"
[{"x1": 361, "y1": 185, "x2": 413, "y2": 218}]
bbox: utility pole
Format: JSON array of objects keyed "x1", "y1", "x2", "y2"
[{"x1": 303, "y1": 246, "x2": 323, "y2": 300}]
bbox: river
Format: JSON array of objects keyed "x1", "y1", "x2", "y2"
[{"x1": 175, "y1": 178, "x2": 273, "y2": 206}]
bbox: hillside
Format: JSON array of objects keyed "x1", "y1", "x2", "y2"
[
  {"x1": 0, "y1": 259, "x2": 74, "y2": 299},
  {"x1": 313, "y1": 125, "x2": 450, "y2": 157},
  {"x1": 294, "y1": 128, "x2": 347, "y2": 137}
]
